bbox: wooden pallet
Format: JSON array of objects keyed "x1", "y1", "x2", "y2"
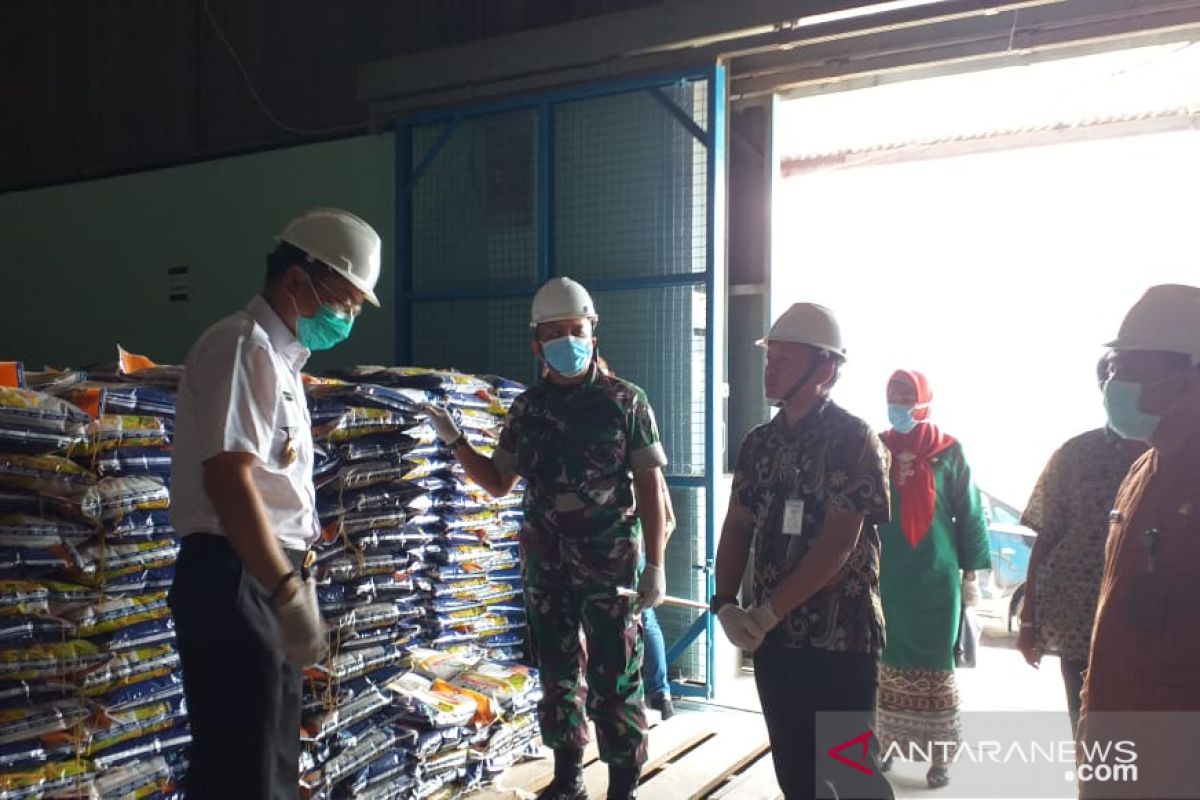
[
  {"x1": 706, "y1": 750, "x2": 783, "y2": 800},
  {"x1": 468, "y1": 708, "x2": 776, "y2": 800}
]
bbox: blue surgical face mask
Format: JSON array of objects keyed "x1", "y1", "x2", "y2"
[
  {"x1": 1103, "y1": 379, "x2": 1162, "y2": 443},
  {"x1": 887, "y1": 404, "x2": 919, "y2": 434},
  {"x1": 295, "y1": 277, "x2": 355, "y2": 351},
  {"x1": 542, "y1": 335, "x2": 593, "y2": 378}
]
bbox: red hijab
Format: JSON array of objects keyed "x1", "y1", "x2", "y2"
[{"x1": 880, "y1": 370, "x2": 957, "y2": 547}]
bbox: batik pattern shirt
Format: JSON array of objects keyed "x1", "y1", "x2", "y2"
[
  {"x1": 734, "y1": 401, "x2": 890, "y2": 653},
  {"x1": 1021, "y1": 428, "x2": 1137, "y2": 660}
]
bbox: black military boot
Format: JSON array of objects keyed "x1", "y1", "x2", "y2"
[
  {"x1": 606, "y1": 763, "x2": 640, "y2": 800},
  {"x1": 538, "y1": 747, "x2": 588, "y2": 800},
  {"x1": 648, "y1": 691, "x2": 675, "y2": 720}
]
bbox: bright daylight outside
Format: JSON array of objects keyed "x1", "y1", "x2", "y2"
[{"x1": 773, "y1": 42, "x2": 1200, "y2": 511}]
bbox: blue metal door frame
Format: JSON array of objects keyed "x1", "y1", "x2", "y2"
[{"x1": 394, "y1": 65, "x2": 726, "y2": 698}]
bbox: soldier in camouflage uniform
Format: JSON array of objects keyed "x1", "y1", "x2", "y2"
[{"x1": 424, "y1": 277, "x2": 668, "y2": 800}]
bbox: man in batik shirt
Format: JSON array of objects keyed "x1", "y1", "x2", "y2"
[
  {"x1": 1019, "y1": 354, "x2": 1145, "y2": 737},
  {"x1": 713, "y1": 303, "x2": 894, "y2": 800}
]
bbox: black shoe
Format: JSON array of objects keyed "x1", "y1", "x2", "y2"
[
  {"x1": 606, "y1": 764, "x2": 640, "y2": 800},
  {"x1": 927, "y1": 765, "x2": 950, "y2": 788},
  {"x1": 539, "y1": 748, "x2": 588, "y2": 800},
  {"x1": 649, "y1": 692, "x2": 675, "y2": 720}
]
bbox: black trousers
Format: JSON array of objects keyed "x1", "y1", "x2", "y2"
[
  {"x1": 168, "y1": 534, "x2": 305, "y2": 800},
  {"x1": 1060, "y1": 656, "x2": 1087, "y2": 738},
  {"x1": 754, "y1": 638, "x2": 896, "y2": 800}
]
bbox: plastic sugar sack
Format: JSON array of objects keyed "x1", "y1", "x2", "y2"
[
  {"x1": 87, "y1": 724, "x2": 192, "y2": 771},
  {"x1": 90, "y1": 447, "x2": 173, "y2": 479},
  {"x1": 325, "y1": 603, "x2": 403, "y2": 636},
  {"x1": 319, "y1": 552, "x2": 420, "y2": 583},
  {"x1": 0, "y1": 426, "x2": 86, "y2": 456},
  {"x1": 0, "y1": 582, "x2": 53, "y2": 617},
  {"x1": 42, "y1": 697, "x2": 184, "y2": 757},
  {"x1": 61, "y1": 591, "x2": 170, "y2": 638},
  {"x1": 305, "y1": 645, "x2": 406, "y2": 686},
  {"x1": 323, "y1": 407, "x2": 415, "y2": 444},
  {"x1": 68, "y1": 538, "x2": 179, "y2": 581},
  {"x1": 321, "y1": 461, "x2": 413, "y2": 493},
  {"x1": 95, "y1": 617, "x2": 176, "y2": 652},
  {"x1": 0, "y1": 759, "x2": 93, "y2": 798},
  {"x1": 450, "y1": 661, "x2": 540, "y2": 709},
  {"x1": 0, "y1": 701, "x2": 89, "y2": 746},
  {"x1": 0, "y1": 515, "x2": 92, "y2": 546},
  {"x1": 337, "y1": 433, "x2": 431, "y2": 463},
  {"x1": 106, "y1": 509, "x2": 174, "y2": 541},
  {"x1": 302, "y1": 728, "x2": 397, "y2": 795},
  {"x1": 307, "y1": 382, "x2": 434, "y2": 415},
  {"x1": 0, "y1": 455, "x2": 95, "y2": 493},
  {"x1": 407, "y1": 648, "x2": 481, "y2": 682},
  {"x1": 69, "y1": 416, "x2": 170, "y2": 460},
  {"x1": 88, "y1": 755, "x2": 172, "y2": 799},
  {"x1": 0, "y1": 388, "x2": 90, "y2": 434},
  {"x1": 90, "y1": 384, "x2": 177, "y2": 418},
  {"x1": 23, "y1": 369, "x2": 87, "y2": 396},
  {"x1": 0, "y1": 616, "x2": 74, "y2": 646},
  {"x1": 100, "y1": 671, "x2": 183, "y2": 712},
  {"x1": 300, "y1": 686, "x2": 391, "y2": 743},
  {"x1": 0, "y1": 640, "x2": 107, "y2": 682},
  {"x1": 87, "y1": 567, "x2": 176, "y2": 595},
  {"x1": 78, "y1": 644, "x2": 179, "y2": 697},
  {"x1": 75, "y1": 475, "x2": 171, "y2": 522},
  {"x1": 386, "y1": 672, "x2": 477, "y2": 729}
]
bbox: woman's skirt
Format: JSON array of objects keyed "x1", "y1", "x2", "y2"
[{"x1": 876, "y1": 664, "x2": 961, "y2": 765}]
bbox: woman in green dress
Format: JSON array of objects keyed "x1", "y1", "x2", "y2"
[{"x1": 877, "y1": 369, "x2": 991, "y2": 788}]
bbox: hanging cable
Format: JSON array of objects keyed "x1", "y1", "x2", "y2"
[{"x1": 201, "y1": 0, "x2": 362, "y2": 137}]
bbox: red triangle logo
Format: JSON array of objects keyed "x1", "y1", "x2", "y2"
[{"x1": 827, "y1": 730, "x2": 876, "y2": 776}]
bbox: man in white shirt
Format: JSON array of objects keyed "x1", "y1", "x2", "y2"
[{"x1": 169, "y1": 208, "x2": 382, "y2": 799}]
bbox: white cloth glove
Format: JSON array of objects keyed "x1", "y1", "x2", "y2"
[
  {"x1": 274, "y1": 575, "x2": 327, "y2": 666},
  {"x1": 634, "y1": 563, "x2": 666, "y2": 613},
  {"x1": 749, "y1": 601, "x2": 781, "y2": 634},
  {"x1": 961, "y1": 574, "x2": 981, "y2": 607},
  {"x1": 717, "y1": 605, "x2": 766, "y2": 652},
  {"x1": 422, "y1": 403, "x2": 462, "y2": 444}
]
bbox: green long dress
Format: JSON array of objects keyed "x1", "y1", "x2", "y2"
[{"x1": 877, "y1": 441, "x2": 992, "y2": 762}]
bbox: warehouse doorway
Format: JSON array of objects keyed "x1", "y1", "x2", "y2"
[{"x1": 772, "y1": 41, "x2": 1200, "y2": 508}]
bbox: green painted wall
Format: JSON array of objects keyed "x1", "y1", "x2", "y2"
[{"x1": 0, "y1": 135, "x2": 396, "y2": 372}]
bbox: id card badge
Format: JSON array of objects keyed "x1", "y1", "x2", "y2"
[{"x1": 783, "y1": 499, "x2": 805, "y2": 536}]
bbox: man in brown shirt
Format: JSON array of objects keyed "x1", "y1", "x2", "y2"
[{"x1": 1078, "y1": 284, "x2": 1200, "y2": 799}]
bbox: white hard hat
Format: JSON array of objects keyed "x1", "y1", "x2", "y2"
[
  {"x1": 757, "y1": 302, "x2": 845, "y2": 358},
  {"x1": 530, "y1": 277, "x2": 598, "y2": 328},
  {"x1": 1106, "y1": 284, "x2": 1200, "y2": 363},
  {"x1": 278, "y1": 208, "x2": 382, "y2": 307}
]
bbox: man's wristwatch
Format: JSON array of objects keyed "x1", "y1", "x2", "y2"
[{"x1": 709, "y1": 594, "x2": 739, "y2": 614}]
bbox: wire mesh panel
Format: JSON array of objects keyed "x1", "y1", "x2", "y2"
[
  {"x1": 659, "y1": 485, "x2": 708, "y2": 683},
  {"x1": 398, "y1": 67, "x2": 723, "y2": 695},
  {"x1": 554, "y1": 79, "x2": 710, "y2": 282},
  {"x1": 410, "y1": 110, "x2": 539, "y2": 294},
  {"x1": 591, "y1": 284, "x2": 705, "y2": 477}
]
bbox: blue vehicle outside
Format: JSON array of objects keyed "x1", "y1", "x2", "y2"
[{"x1": 977, "y1": 491, "x2": 1036, "y2": 630}]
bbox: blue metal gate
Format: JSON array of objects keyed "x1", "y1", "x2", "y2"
[{"x1": 394, "y1": 66, "x2": 725, "y2": 697}]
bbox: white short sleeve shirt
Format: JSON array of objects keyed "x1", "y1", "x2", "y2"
[{"x1": 170, "y1": 295, "x2": 319, "y2": 551}]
